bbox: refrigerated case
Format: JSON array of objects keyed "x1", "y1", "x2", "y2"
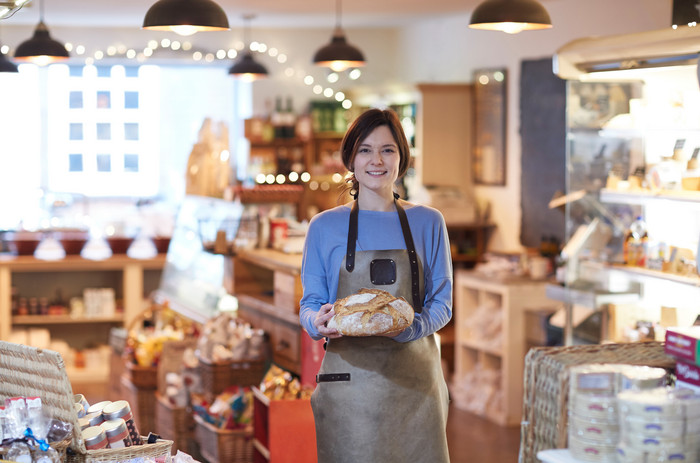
[{"x1": 552, "y1": 27, "x2": 700, "y2": 345}]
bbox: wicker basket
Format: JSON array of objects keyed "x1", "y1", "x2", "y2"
[
  {"x1": 124, "y1": 361, "x2": 158, "y2": 389},
  {"x1": 194, "y1": 414, "x2": 253, "y2": 463},
  {"x1": 519, "y1": 341, "x2": 675, "y2": 463},
  {"x1": 121, "y1": 374, "x2": 157, "y2": 437},
  {"x1": 0, "y1": 340, "x2": 173, "y2": 462},
  {"x1": 156, "y1": 393, "x2": 193, "y2": 454},
  {"x1": 198, "y1": 357, "x2": 266, "y2": 398}
]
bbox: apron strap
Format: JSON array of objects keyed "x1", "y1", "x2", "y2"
[
  {"x1": 395, "y1": 200, "x2": 422, "y2": 312},
  {"x1": 345, "y1": 200, "x2": 359, "y2": 272},
  {"x1": 344, "y1": 196, "x2": 422, "y2": 312}
]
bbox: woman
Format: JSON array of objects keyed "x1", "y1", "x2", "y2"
[{"x1": 299, "y1": 108, "x2": 453, "y2": 462}]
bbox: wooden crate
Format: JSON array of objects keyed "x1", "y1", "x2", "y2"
[
  {"x1": 194, "y1": 414, "x2": 253, "y2": 463},
  {"x1": 252, "y1": 387, "x2": 316, "y2": 463}
]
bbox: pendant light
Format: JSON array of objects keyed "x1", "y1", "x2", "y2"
[
  {"x1": 143, "y1": 0, "x2": 230, "y2": 36},
  {"x1": 0, "y1": 26, "x2": 18, "y2": 72},
  {"x1": 0, "y1": 0, "x2": 32, "y2": 20},
  {"x1": 313, "y1": 0, "x2": 365, "y2": 72},
  {"x1": 469, "y1": 0, "x2": 552, "y2": 34},
  {"x1": 228, "y1": 14, "x2": 268, "y2": 82},
  {"x1": 14, "y1": 0, "x2": 68, "y2": 66}
]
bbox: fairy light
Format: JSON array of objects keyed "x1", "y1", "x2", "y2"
[{"x1": 15, "y1": 37, "x2": 358, "y2": 107}]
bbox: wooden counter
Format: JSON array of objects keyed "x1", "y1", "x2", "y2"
[{"x1": 229, "y1": 248, "x2": 320, "y2": 377}]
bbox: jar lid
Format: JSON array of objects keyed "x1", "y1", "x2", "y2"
[
  {"x1": 85, "y1": 411, "x2": 104, "y2": 427},
  {"x1": 86, "y1": 400, "x2": 112, "y2": 415},
  {"x1": 102, "y1": 400, "x2": 131, "y2": 420},
  {"x1": 77, "y1": 417, "x2": 91, "y2": 430},
  {"x1": 82, "y1": 426, "x2": 107, "y2": 446},
  {"x1": 101, "y1": 419, "x2": 127, "y2": 438}
]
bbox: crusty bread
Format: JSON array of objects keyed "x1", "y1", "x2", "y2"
[{"x1": 328, "y1": 288, "x2": 414, "y2": 336}]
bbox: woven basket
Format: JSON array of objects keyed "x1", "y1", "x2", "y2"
[
  {"x1": 518, "y1": 341, "x2": 675, "y2": 463},
  {"x1": 124, "y1": 362, "x2": 158, "y2": 389},
  {"x1": 0, "y1": 340, "x2": 173, "y2": 462},
  {"x1": 198, "y1": 357, "x2": 266, "y2": 398},
  {"x1": 156, "y1": 393, "x2": 193, "y2": 454},
  {"x1": 194, "y1": 414, "x2": 253, "y2": 463},
  {"x1": 121, "y1": 374, "x2": 157, "y2": 437}
]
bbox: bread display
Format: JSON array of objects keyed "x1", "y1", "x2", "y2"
[{"x1": 328, "y1": 288, "x2": 414, "y2": 336}]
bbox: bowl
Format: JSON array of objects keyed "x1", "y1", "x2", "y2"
[
  {"x1": 152, "y1": 236, "x2": 171, "y2": 254},
  {"x1": 106, "y1": 236, "x2": 135, "y2": 254},
  {"x1": 56, "y1": 230, "x2": 89, "y2": 255},
  {"x1": 2, "y1": 231, "x2": 43, "y2": 256}
]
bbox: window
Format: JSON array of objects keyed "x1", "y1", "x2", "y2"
[{"x1": 46, "y1": 64, "x2": 161, "y2": 196}]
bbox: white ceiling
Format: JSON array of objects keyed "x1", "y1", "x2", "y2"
[{"x1": 5, "y1": 0, "x2": 496, "y2": 29}]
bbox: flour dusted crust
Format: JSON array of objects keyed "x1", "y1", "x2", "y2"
[{"x1": 328, "y1": 288, "x2": 414, "y2": 336}]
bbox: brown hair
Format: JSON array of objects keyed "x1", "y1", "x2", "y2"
[{"x1": 341, "y1": 108, "x2": 411, "y2": 198}]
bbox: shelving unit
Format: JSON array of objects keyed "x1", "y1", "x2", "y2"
[
  {"x1": 447, "y1": 222, "x2": 496, "y2": 267},
  {"x1": 453, "y1": 269, "x2": 553, "y2": 426},
  {"x1": 0, "y1": 254, "x2": 166, "y2": 347}
]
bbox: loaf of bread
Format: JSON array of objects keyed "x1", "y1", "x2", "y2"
[{"x1": 327, "y1": 288, "x2": 414, "y2": 336}]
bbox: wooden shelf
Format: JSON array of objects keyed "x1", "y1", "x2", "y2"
[
  {"x1": 13, "y1": 314, "x2": 124, "y2": 325},
  {"x1": 453, "y1": 270, "x2": 553, "y2": 426}
]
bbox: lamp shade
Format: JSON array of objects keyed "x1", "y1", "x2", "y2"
[
  {"x1": 0, "y1": 49, "x2": 18, "y2": 72},
  {"x1": 143, "y1": 0, "x2": 230, "y2": 36},
  {"x1": 14, "y1": 21, "x2": 69, "y2": 65},
  {"x1": 313, "y1": 28, "x2": 365, "y2": 72},
  {"x1": 228, "y1": 52, "x2": 268, "y2": 81},
  {"x1": 469, "y1": 0, "x2": 552, "y2": 34}
]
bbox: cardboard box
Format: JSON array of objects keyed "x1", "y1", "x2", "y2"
[
  {"x1": 675, "y1": 361, "x2": 700, "y2": 392},
  {"x1": 665, "y1": 326, "x2": 700, "y2": 366}
]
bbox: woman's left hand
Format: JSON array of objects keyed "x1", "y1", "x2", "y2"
[{"x1": 315, "y1": 303, "x2": 342, "y2": 338}]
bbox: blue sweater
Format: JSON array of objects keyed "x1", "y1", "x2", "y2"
[{"x1": 299, "y1": 202, "x2": 453, "y2": 342}]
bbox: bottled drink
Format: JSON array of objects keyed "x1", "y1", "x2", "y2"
[{"x1": 628, "y1": 216, "x2": 648, "y2": 267}]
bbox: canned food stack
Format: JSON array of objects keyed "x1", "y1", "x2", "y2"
[
  {"x1": 616, "y1": 387, "x2": 700, "y2": 463},
  {"x1": 568, "y1": 364, "x2": 667, "y2": 462},
  {"x1": 73, "y1": 394, "x2": 143, "y2": 451}
]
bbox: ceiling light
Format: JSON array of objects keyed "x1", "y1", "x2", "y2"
[
  {"x1": 0, "y1": 0, "x2": 31, "y2": 20},
  {"x1": 143, "y1": 0, "x2": 230, "y2": 36},
  {"x1": 469, "y1": 0, "x2": 552, "y2": 34},
  {"x1": 0, "y1": 49, "x2": 18, "y2": 72},
  {"x1": 14, "y1": 0, "x2": 69, "y2": 66},
  {"x1": 313, "y1": 0, "x2": 365, "y2": 72},
  {"x1": 228, "y1": 14, "x2": 268, "y2": 82}
]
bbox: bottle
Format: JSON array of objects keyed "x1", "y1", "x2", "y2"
[
  {"x1": 271, "y1": 97, "x2": 283, "y2": 139},
  {"x1": 629, "y1": 216, "x2": 648, "y2": 267}
]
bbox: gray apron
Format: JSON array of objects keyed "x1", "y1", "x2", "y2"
[{"x1": 311, "y1": 199, "x2": 450, "y2": 463}]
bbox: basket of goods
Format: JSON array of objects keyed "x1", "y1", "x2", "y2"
[
  {"x1": 192, "y1": 387, "x2": 254, "y2": 463},
  {"x1": 123, "y1": 302, "x2": 200, "y2": 389},
  {"x1": 0, "y1": 340, "x2": 174, "y2": 463},
  {"x1": 519, "y1": 341, "x2": 675, "y2": 463},
  {"x1": 257, "y1": 364, "x2": 314, "y2": 401},
  {"x1": 196, "y1": 313, "x2": 268, "y2": 398},
  {"x1": 154, "y1": 339, "x2": 198, "y2": 453}
]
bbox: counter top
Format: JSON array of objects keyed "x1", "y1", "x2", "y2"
[{"x1": 235, "y1": 248, "x2": 302, "y2": 274}]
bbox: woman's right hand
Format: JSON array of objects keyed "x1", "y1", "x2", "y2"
[{"x1": 315, "y1": 303, "x2": 342, "y2": 338}]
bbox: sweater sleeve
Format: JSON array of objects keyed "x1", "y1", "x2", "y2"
[
  {"x1": 298, "y1": 216, "x2": 329, "y2": 340},
  {"x1": 392, "y1": 209, "x2": 453, "y2": 343}
]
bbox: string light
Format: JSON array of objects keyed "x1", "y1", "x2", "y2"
[{"x1": 8, "y1": 37, "x2": 358, "y2": 116}]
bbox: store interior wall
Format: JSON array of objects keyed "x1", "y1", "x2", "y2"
[{"x1": 0, "y1": 0, "x2": 675, "y2": 252}]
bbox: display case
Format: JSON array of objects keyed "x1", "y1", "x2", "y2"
[{"x1": 553, "y1": 60, "x2": 700, "y2": 345}]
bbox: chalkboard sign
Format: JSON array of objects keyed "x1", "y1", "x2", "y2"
[{"x1": 519, "y1": 57, "x2": 567, "y2": 248}]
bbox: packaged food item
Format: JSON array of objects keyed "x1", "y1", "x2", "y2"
[
  {"x1": 101, "y1": 418, "x2": 132, "y2": 449},
  {"x1": 101, "y1": 400, "x2": 141, "y2": 445},
  {"x1": 82, "y1": 425, "x2": 110, "y2": 450}
]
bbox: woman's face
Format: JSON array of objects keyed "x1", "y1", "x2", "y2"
[{"x1": 352, "y1": 125, "x2": 400, "y2": 196}]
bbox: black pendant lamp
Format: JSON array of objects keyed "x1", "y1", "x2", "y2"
[
  {"x1": 228, "y1": 15, "x2": 268, "y2": 82},
  {"x1": 143, "y1": 0, "x2": 230, "y2": 36},
  {"x1": 0, "y1": 52, "x2": 18, "y2": 72},
  {"x1": 0, "y1": 0, "x2": 32, "y2": 20},
  {"x1": 14, "y1": 0, "x2": 68, "y2": 66},
  {"x1": 313, "y1": 0, "x2": 365, "y2": 72},
  {"x1": 469, "y1": 0, "x2": 552, "y2": 34}
]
